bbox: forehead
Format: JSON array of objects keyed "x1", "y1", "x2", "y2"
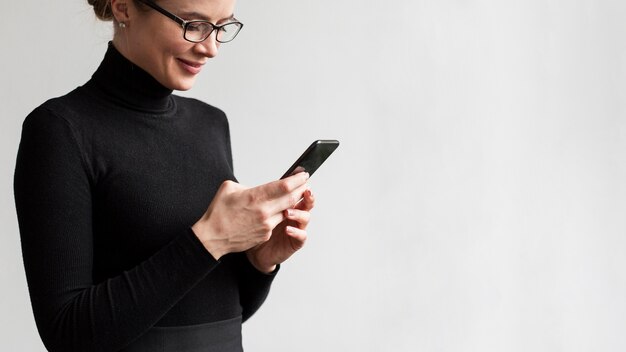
[{"x1": 157, "y1": 0, "x2": 237, "y2": 21}]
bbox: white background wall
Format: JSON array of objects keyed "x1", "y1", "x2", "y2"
[{"x1": 2, "y1": 0, "x2": 626, "y2": 351}]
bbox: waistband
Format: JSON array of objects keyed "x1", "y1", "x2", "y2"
[{"x1": 119, "y1": 316, "x2": 243, "y2": 352}]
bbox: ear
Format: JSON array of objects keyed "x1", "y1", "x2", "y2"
[{"x1": 111, "y1": 0, "x2": 131, "y2": 23}]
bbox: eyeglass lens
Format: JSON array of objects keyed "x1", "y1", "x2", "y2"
[{"x1": 184, "y1": 22, "x2": 242, "y2": 43}]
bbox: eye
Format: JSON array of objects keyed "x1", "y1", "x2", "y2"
[
  {"x1": 186, "y1": 22, "x2": 211, "y2": 33},
  {"x1": 215, "y1": 22, "x2": 242, "y2": 42},
  {"x1": 220, "y1": 22, "x2": 241, "y2": 34}
]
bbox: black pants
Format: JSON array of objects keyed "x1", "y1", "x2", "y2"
[{"x1": 119, "y1": 316, "x2": 243, "y2": 352}]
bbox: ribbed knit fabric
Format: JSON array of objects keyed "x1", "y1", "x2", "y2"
[{"x1": 13, "y1": 42, "x2": 277, "y2": 352}]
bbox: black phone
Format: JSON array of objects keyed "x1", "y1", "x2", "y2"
[{"x1": 280, "y1": 140, "x2": 340, "y2": 179}]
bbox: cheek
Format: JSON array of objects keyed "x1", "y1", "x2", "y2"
[
  {"x1": 166, "y1": 41, "x2": 193, "y2": 58},
  {"x1": 142, "y1": 23, "x2": 188, "y2": 60},
  {"x1": 154, "y1": 39, "x2": 192, "y2": 71}
]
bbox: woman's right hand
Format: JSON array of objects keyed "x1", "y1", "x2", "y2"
[{"x1": 191, "y1": 172, "x2": 310, "y2": 260}]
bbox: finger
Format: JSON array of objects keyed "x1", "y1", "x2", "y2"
[
  {"x1": 285, "y1": 226, "x2": 307, "y2": 247},
  {"x1": 295, "y1": 189, "x2": 315, "y2": 212},
  {"x1": 258, "y1": 172, "x2": 310, "y2": 200},
  {"x1": 265, "y1": 211, "x2": 286, "y2": 231},
  {"x1": 285, "y1": 208, "x2": 311, "y2": 229},
  {"x1": 268, "y1": 182, "x2": 309, "y2": 215}
]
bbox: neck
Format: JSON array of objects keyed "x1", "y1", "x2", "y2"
[{"x1": 88, "y1": 42, "x2": 174, "y2": 113}]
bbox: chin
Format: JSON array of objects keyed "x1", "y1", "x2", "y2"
[{"x1": 167, "y1": 77, "x2": 196, "y2": 91}]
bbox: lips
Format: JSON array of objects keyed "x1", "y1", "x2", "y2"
[{"x1": 177, "y1": 58, "x2": 205, "y2": 74}]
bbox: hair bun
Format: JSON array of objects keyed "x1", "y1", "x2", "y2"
[{"x1": 88, "y1": 0, "x2": 113, "y2": 21}]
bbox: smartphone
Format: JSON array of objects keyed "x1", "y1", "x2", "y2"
[{"x1": 280, "y1": 140, "x2": 340, "y2": 179}]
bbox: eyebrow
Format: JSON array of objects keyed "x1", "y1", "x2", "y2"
[{"x1": 178, "y1": 11, "x2": 235, "y2": 23}]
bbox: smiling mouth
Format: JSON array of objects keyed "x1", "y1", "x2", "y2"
[{"x1": 177, "y1": 58, "x2": 204, "y2": 74}]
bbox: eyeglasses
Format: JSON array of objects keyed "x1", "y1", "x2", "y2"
[{"x1": 135, "y1": 0, "x2": 243, "y2": 43}]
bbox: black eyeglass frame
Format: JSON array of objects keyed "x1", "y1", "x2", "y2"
[{"x1": 135, "y1": 0, "x2": 243, "y2": 43}]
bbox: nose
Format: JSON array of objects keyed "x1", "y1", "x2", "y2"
[{"x1": 193, "y1": 31, "x2": 220, "y2": 58}]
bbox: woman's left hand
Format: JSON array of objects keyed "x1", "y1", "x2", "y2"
[{"x1": 246, "y1": 188, "x2": 315, "y2": 273}]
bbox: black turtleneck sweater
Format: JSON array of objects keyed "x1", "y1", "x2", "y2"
[{"x1": 13, "y1": 43, "x2": 277, "y2": 352}]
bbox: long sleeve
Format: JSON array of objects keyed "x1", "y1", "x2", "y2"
[
  {"x1": 235, "y1": 253, "x2": 280, "y2": 322},
  {"x1": 14, "y1": 108, "x2": 220, "y2": 352}
]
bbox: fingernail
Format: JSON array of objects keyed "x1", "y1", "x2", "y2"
[
  {"x1": 286, "y1": 209, "x2": 293, "y2": 217},
  {"x1": 285, "y1": 226, "x2": 294, "y2": 234},
  {"x1": 304, "y1": 172, "x2": 310, "y2": 179}
]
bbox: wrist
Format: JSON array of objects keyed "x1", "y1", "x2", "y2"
[
  {"x1": 191, "y1": 222, "x2": 226, "y2": 261},
  {"x1": 246, "y1": 248, "x2": 277, "y2": 274}
]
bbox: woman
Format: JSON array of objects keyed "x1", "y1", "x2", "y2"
[{"x1": 13, "y1": 0, "x2": 314, "y2": 351}]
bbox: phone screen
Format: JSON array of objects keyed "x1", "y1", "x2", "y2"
[{"x1": 280, "y1": 140, "x2": 339, "y2": 179}]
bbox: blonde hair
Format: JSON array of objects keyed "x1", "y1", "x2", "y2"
[{"x1": 87, "y1": 0, "x2": 114, "y2": 21}]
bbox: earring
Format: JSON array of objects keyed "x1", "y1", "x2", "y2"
[{"x1": 119, "y1": 22, "x2": 126, "y2": 28}]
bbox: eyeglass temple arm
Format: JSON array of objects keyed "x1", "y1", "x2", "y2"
[{"x1": 136, "y1": 0, "x2": 186, "y2": 27}]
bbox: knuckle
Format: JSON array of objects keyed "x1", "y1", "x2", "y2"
[
  {"x1": 255, "y1": 208, "x2": 270, "y2": 221},
  {"x1": 279, "y1": 181, "x2": 291, "y2": 193}
]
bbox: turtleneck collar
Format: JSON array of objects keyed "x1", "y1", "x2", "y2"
[{"x1": 86, "y1": 42, "x2": 175, "y2": 113}]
